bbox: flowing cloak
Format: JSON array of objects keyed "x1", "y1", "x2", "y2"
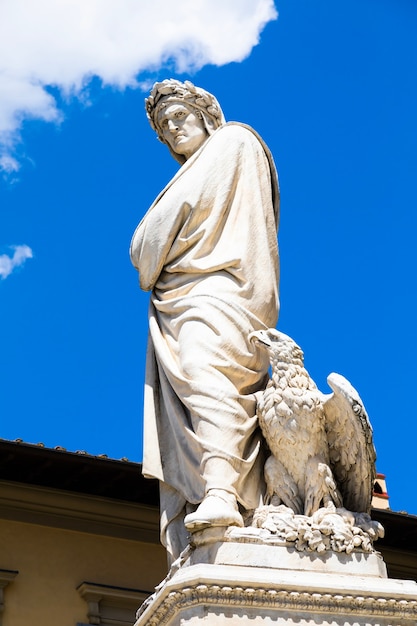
[{"x1": 130, "y1": 122, "x2": 279, "y2": 540}]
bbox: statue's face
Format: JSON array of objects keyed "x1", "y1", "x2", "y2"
[{"x1": 157, "y1": 102, "x2": 208, "y2": 160}]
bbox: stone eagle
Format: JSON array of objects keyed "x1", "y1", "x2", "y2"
[{"x1": 250, "y1": 328, "x2": 376, "y2": 517}]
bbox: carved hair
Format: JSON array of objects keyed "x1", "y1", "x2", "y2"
[{"x1": 145, "y1": 79, "x2": 226, "y2": 144}]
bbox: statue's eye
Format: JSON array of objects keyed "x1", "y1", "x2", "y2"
[{"x1": 175, "y1": 111, "x2": 186, "y2": 119}]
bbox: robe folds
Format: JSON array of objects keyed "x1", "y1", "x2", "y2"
[{"x1": 130, "y1": 122, "x2": 279, "y2": 551}]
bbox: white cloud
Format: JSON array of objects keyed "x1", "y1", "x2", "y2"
[
  {"x1": 0, "y1": 154, "x2": 19, "y2": 175},
  {"x1": 0, "y1": 0, "x2": 277, "y2": 171},
  {"x1": 0, "y1": 245, "x2": 33, "y2": 279}
]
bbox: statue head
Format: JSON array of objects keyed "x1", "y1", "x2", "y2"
[{"x1": 145, "y1": 79, "x2": 226, "y2": 164}]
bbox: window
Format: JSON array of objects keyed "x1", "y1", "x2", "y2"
[
  {"x1": 0, "y1": 569, "x2": 18, "y2": 626},
  {"x1": 77, "y1": 581, "x2": 149, "y2": 626}
]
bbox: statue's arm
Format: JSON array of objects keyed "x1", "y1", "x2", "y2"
[{"x1": 130, "y1": 197, "x2": 190, "y2": 291}]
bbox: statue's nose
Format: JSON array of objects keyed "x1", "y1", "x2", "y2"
[{"x1": 167, "y1": 119, "x2": 178, "y2": 131}]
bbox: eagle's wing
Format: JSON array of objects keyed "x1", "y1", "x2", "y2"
[{"x1": 322, "y1": 373, "x2": 376, "y2": 514}]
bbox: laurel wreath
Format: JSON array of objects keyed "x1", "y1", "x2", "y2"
[{"x1": 145, "y1": 79, "x2": 225, "y2": 138}]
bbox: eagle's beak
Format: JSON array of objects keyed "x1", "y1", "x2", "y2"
[{"x1": 249, "y1": 330, "x2": 271, "y2": 348}]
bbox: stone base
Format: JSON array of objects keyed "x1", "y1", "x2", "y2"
[
  {"x1": 134, "y1": 530, "x2": 417, "y2": 626},
  {"x1": 189, "y1": 526, "x2": 388, "y2": 578}
]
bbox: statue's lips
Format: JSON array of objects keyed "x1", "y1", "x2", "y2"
[{"x1": 172, "y1": 133, "x2": 186, "y2": 143}]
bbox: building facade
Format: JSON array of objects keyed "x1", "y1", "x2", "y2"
[
  {"x1": 0, "y1": 440, "x2": 166, "y2": 626},
  {"x1": 0, "y1": 439, "x2": 416, "y2": 625}
]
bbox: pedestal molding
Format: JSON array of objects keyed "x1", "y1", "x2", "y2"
[{"x1": 137, "y1": 571, "x2": 417, "y2": 626}]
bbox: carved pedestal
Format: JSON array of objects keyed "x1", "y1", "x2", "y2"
[{"x1": 134, "y1": 528, "x2": 417, "y2": 626}]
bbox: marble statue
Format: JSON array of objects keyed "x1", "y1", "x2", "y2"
[
  {"x1": 130, "y1": 82, "x2": 403, "y2": 626},
  {"x1": 130, "y1": 79, "x2": 280, "y2": 563},
  {"x1": 249, "y1": 328, "x2": 383, "y2": 550}
]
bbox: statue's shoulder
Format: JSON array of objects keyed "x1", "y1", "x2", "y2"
[
  {"x1": 215, "y1": 121, "x2": 259, "y2": 141},
  {"x1": 207, "y1": 122, "x2": 266, "y2": 154}
]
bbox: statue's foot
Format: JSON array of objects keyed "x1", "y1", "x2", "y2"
[{"x1": 184, "y1": 490, "x2": 244, "y2": 532}]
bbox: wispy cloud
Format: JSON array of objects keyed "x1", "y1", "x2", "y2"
[
  {"x1": 0, "y1": 245, "x2": 33, "y2": 279},
  {"x1": 0, "y1": 0, "x2": 277, "y2": 172}
]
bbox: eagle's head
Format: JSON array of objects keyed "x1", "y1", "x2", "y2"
[{"x1": 249, "y1": 328, "x2": 305, "y2": 367}]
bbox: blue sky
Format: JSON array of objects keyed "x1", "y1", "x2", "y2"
[{"x1": 1, "y1": 1, "x2": 416, "y2": 515}]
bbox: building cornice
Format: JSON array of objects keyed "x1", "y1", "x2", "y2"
[{"x1": 0, "y1": 479, "x2": 160, "y2": 543}]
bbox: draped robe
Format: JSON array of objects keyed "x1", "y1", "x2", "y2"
[{"x1": 130, "y1": 122, "x2": 279, "y2": 556}]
